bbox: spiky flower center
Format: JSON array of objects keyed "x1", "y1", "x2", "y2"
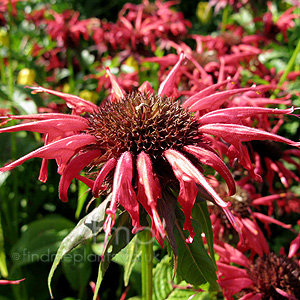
[
  {"x1": 87, "y1": 92, "x2": 201, "y2": 161},
  {"x1": 246, "y1": 253, "x2": 300, "y2": 299}
]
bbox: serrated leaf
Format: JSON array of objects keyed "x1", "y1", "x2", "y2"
[
  {"x1": 48, "y1": 197, "x2": 110, "y2": 298},
  {"x1": 167, "y1": 287, "x2": 211, "y2": 300},
  {"x1": 153, "y1": 256, "x2": 180, "y2": 300},
  {"x1": 11, "y1": 215, "x2": 75, "y2": 269},
  {"x1": 174, "y1": 220, "x2": 219, "y2": 291},
  {"x1": 153, "y1": 256, "x2": 212, "y2": 300},
  {"x1": 192, "y1": 199, "x2": 216, "y2": 266}
]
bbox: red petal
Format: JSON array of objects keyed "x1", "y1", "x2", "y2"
[
  {"x1": 0, "y1": 118, "x2": 88, "y2": 136},
  {"x1": 137, "y1": 152, "x2": 165, "y2": 243},
  {"x1": 105, "y1": 67, "x2": 126, "y2": 102},
  {"x1": 28, "y1": 86, "x2": 98, "y2": 114},
  {"x1": 0, "y1": 135, "x2": 96, "y2": 174},
  {"x1": 183, "y1": 145, "x2": 236, "y2": 196},
  {"x1": 182, "y1": 78, "x2": 231, "y2": 108},
  {"x1": 104, "y1": 152, "x2": 141, "y2": 243},
  {"x1": 59, "y1": 149, "x2": 101, "y2": 202},
  {"x1": 198, "y1": 107, "x2": 294, "y2": 125},
  {"x1": 158, "y1": 52, "x2": 185, "y2": 98},
  {"x1": 199, "y1": 123, "x2": 300, "y2": 147},
  {"x1": 92, "y1": 158, "x2": 117, "y2": 198},
  {"x1": 0, "y1": 279, "x2": 25, "y2": 285}
]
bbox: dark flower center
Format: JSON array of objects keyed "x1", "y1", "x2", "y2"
[
  {"x1": 246, "y1": 252, "x2": 300, "y2": 299},
  {"x1": 87, "y1": 92, "x2": 201, "y2": 162}
]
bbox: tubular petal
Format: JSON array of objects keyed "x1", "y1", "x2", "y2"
[
  {"x1": 136, "y1": 152, "x2": 165, "y2": 242},
  {"x1": 28, "y1": 86, "x2": 98, "y2": 114},
  {"x1": 138, "y1": 81, "x2": 154, "y2": 94},
  {"x1": 7, "y1": 113, "x2": 87, "y2": 121},
  {"x1": 288, "y1": 233, "x2": 300, "y2": 258},
  {"x1": 105, "y1": 67, "x2": 126, "y2": 102},
  {"x1": 104, "y1": 152, "x2": 141, "y2": 240},
  {"x1": 92, "y1": 158, "x2": 117, "y2": 198},
  {"x1": 187, "y1": 86, "x2": 256, "y2": 112},
  {"x1": 199, "y1": 123, "x2": 300, "y2": 147},
  {"x1": 0, "y1": 135, "x2": 97, "y2": 174},
  {"x1": 158, "y1": 52, "x2": 185, "y2": 97},
  {"x1": 182, "y1": 78, "x2": 231, "y2": 108},
  {"x1": 198, "y1": 107, "x2": 294, "y2": 125},
  {"x1": 164, "y1": 149, "x2": 241, "y2": 241},
  {"x1": 0, "y1": 118, "x2": 88, "y2": 136},
  {"x1": 183, "y1": 145, "x2": 236, "y2": 196},
  {"x1": 59, "y1": 150, "x2": 101, "y2": 202},
  {"x1": 164, "y1": 149, "x2": 229, "y2": 208}
]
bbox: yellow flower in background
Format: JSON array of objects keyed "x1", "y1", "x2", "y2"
[
  {"x1": 62, "y1": 83, "x2": 71, "y2": 93},
  {"x1": 125, "y1": 56, "x2": 139, "y2": 72},
  {"x1": 196, "y1": 2, "x2": 212, "y2": 24},
  {"x1": 0, "y1": 28, "x2": 9, "y2": 47},
  {"x1": 17, "y1": 68, "x2": 36, "y2": 85},
  {"x1": 79, "y1": 89, "x2": 98, "y2": 103}
]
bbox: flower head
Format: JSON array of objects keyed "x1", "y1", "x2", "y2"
[
  {"x1": 1, "y1": 53, "x2": 299, "y2": 250},
  {"x1": 215, "y1": 239, "x2": 300, "y2": 299}
]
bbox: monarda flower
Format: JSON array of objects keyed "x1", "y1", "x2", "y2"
[
  {"x1": 215, "y1": 240, "x2": 300, "y2": 299},
  {"x1": 0, "y1": 53, "x2": 299, "y2": 249}
]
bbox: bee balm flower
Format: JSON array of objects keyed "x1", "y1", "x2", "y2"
[{"x1": 0, "y1": 53, "x2": 299, "y2": 248}]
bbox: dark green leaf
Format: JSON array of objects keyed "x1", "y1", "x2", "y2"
[
  {"x1": 62, "y1": 245, "x2": 92, "y2": 295},
  {"x1": 112, "y1": 234, "x2": 141, "y2": 286},
  {"x1": 153, "y1": 255, "x2": 213, "y2": 300},
  {"x1": 192, "y1": 199, "x2": 216, "y2": 266},
  {"x1": 11, "y1": 215, "x2": 75, "y2": 269},
  {"x1": 174, "y1": 220, "x2": 219, "y2": 291},
  {"x1": 48, "y1": 197, "x2": 110, "y2": 298}
]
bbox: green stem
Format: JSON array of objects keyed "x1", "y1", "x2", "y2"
[
  {"x1": 67, "y1": 49, "x2": 75, "y2": 94},
  {"x1": 221, "y1": 5, "x2": 229, "y2": 33},
  {"x1": 7, "y1": 0, "x2": 14, "y2": 101},
  {"x1": 0, "y1": 55, "x2": 6, "y2": 85},
  {"x1": 272, "y1": 37, "x2": 300, "y2": 98},
  {"x1": 140, "y1": 229, "x2": 153, "y2": 300}
]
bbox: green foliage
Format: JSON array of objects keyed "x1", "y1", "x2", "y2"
[
  {"x1": 153, "y1": 256, "x2": 214, "y2": 300},
  {"x1": 174, "y1": 220, "x2": 219, "y2": 291},
  {"x1": 48, "y1": 196, "x2": 110, "y2": 297}
]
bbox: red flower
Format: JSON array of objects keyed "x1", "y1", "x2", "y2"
[
  {"x1": 215, "y1": 239, "x2": 300, "y2": 299},
  {"x1": 1, "y1": 53, "x2": 299, "y2": 249},
  {"x1": 0, "y1": 278, "x2": 25, "y2": 285},
  {"x1": 45, "y1": 9, "x2": 98, "y2": 48}
]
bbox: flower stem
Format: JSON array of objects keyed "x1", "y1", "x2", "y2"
[
  {"x1": 7, "y1": 0, "x2": 14, "y2": 101},
  {"x1": 140, "y1": 229, "x2": 153, "y2": 300},
  {"x1": 67, "y1": 49, "x2": 75, "y2": 94},
  {"x1": 273, "y1": 37, "x2": 300, "y2": 97}
]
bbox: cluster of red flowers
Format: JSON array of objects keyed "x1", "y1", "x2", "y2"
[{"x1": 1, "y1": 0, "x2": 300, "y2": 297}]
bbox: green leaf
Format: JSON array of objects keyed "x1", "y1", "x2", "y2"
[
  {"x1": 92, "y1": 212, "x2": 134, "y2": 300},
  {"x1": 153, "y1": 256, "x2": 180, "y2": 300},
  {"x1": 0, "y1": 214, "x2": 8, "y2": 278},
  {"x1": 112, "y1": 234, "x2": 142, "y2": 286},
  {"x1": 192, "y1": 199, "x2": 216, "y2": 266},
  {"x1": 48, "y1": 197, "x2": 110, "y2": 298},
  {"x1": 174, "y1": 220, "x2": 219, "y2": 291},
  {"x1": 75, "y1": 177, "x2": 90, "y2": 219},
  {"x1": 62, "y1": 245, "x2": 92, "y2": 296},
  {"x1": 11, "y1": 215, "x2": 75, "y2": 268},
  {"x1": 153, "y1": 255, "x2": 213, "y2": 300}
]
